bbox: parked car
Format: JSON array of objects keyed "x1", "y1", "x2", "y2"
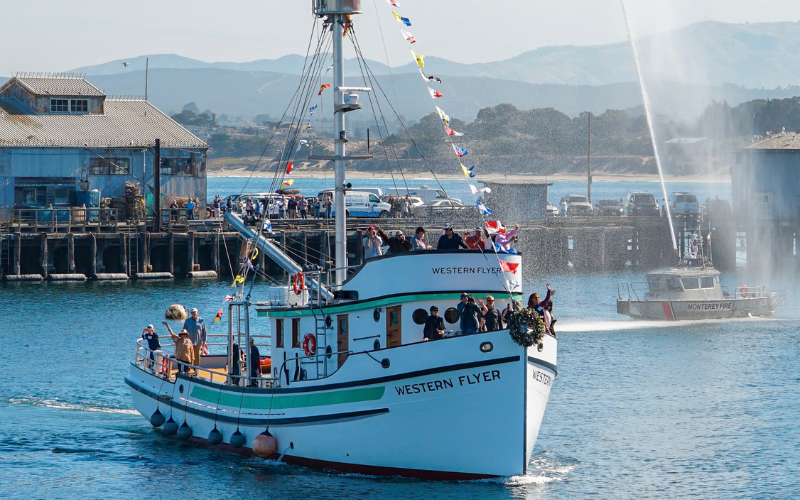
[
  {"x1": 626, "y1": 191, "x2": 659, "y2": 216},
  {"x1": 546, "y1": 200, "x2": 560, "y2": 217},
  {"x1": 561, "y1": 194, "x2": 593, "y2": 216},
  {"x1": 417, "y1": 199, "x2": 467, "y2": 217},
  {"x1": 329, "y1": 191, "x2": 391, "y2": 218},
  {"x1": 667, "y1": 192, "x2": 701, "y2": 220},
  {"x1": 386, "y1": 185, "x2": 459, "y2": 204},
  {"x1": 594, "y1": 198, "x2": 624, "y2": 216}
]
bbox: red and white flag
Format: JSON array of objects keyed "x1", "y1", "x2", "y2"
[
  {"x1": 444, "y1": 124, "x2": 464, "y2": 136},
  {"x1": 427, "y1": 87, "x2": 443, "y2": 98},
  {"x1": 484, "y1": 221, "x2": 506, "y2": 234},
  {"x1": 499, "y1": 260, "x2": 519, "y2": 274},
  {"x1": 400, "y1": 29, "x2": 416, "y2": 44},
  {"x1": 386, "y1": 0, "x2": 400, "y2": 6}
]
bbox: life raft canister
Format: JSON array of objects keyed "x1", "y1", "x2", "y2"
[
  {"x1": 302, "y1": 333, "x2": 317, "y2": 356},
  {"x1": 293, "y1": 272, "x2": 305, "y2": 295}
]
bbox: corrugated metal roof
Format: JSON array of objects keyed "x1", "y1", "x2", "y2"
[
  {"x1": 0, "y1": 99, "x2": 207, "y2": 148},
  {"x1": 14, "y1": 76, "x2": 105, "y2": 97},
  {"x1": 746, "y1": 132, "x2": 800, "y2": 150}
]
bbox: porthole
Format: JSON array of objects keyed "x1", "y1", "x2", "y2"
[
  {"x1": 325, "y1": 315, "x2": 333, "y2": 329},
  {"x1": 373, "y1": 308, "x2": 381, "y2": 322},
  {"x1": 444, "y1": 307, "x2": 460, "y2": 324},
  {"x1": 326, "y1": 345, "x2": 333, "y2": 359},
  {"x1": 480, "y1": 342, "x2": 493, "y2": 353},
  {"x1": 373, "y1": 339, "x2": 381, "y2": 350},
  {"x1": 178, "y1": 384, "x2": 184, "y2": 394},
  {"x1": 411, "y1": 308, "x2": 428, "y2": 325}
]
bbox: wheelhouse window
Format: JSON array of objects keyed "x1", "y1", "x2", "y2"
[
  {"x1": 292, "y1": 318, "x2": 300, "y2": 348},
  {"x1": 666, "y1": 278, "x2": 683, "y2": 292},
  {"x1": 700, "y1": 277, "x2": 714, "y2": 289},
  {"x1": 275, "y1": 319, "x2": 284, "y2": 348},
  {"x1": 681, "y1": 277, "x2": 700, "y2": 290},
  {"x1": 89, "y1": 157, "x2": 130, "y2": 175}
]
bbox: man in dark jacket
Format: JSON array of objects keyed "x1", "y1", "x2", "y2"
[
  {"x1": 457, "y1": 295, "x2": 481, "y2": 335},
  {"x1": 479, "y1": 296, "x2": 503, "y2": 331},
  {"x1": 249, "y1": 339, "x2": 261, "y2": 386},
  {"x1": 437, "y1": 223, "x2": 468, "y2": 250},
  {"x1": 423, "y1": 306, "x2": 446, "y2": 341},
  {"x1": 376, "y1": 227, "x2": 412, "y2": 253}
]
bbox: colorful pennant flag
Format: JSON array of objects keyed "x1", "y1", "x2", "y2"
[
  {"x1": 411, "y1": 50, "x2": 424, "y2": 67},
  {"x1": 476, "y1": 200, "x2": 493, "y2": 215},
  {"x1": 286, "y1": 161, "x2": 294, "y2": 175},
  {"x1": 452, "y1": 144, "x2": 468, "y2": 157},
  {"x1": 214, "y1": 309, "x2": 223, "y2": 323},
  {"x1": 435, "y1": 106, "x2": 449, "y2": 125},
  {"x1": 499, "y1": 260, "x2": 519, "y2": 274},
  {"x1": 420, "y1": 69, "x2": 442, "y2": 83},
  {"x1": 460, "y1": 163, "x2": 476, "y2": 178},
  {"x1": 401, "y1": 29, "x2": 416, "y2": 44},
  {"x1": 281, "y1": 179, "x2": 295, "y2": 190},
  {"x1": 484, "y1": 221, "x2": 506, "y2": 234},
  {"x1": 308, "y1": 104, "x2": 318, "y2": 115},
  {"x1": 263, "y1": 219, "x2": 274, "y2": 233},
  {"x1": 224, "y1": 295, "x2": 234, "y2": 302},
  {"x1": 392, "y1": 11, "x2": 412, "y2": 26},
  {"x1": 444, "y1": 124, "x2": 464, "y2": 136},
  {"x1": 251, "y1": 247, "x2": 259, "y2": 260},
  {"x1": 469, "y1": 184, "x2": 492, "y2": 195},
  {"x1": 318, "y1": 83, "x2": 331, "y2": 95},
  {"x1": 296, "y1": 139, "x2": 309, "y2": 152},
  {"x1": 325, "y1": 64, "x2": 333, "y2": 75},
  {"x1": 232, "y1": 275, "x2": 245, "y2": 286},
  {"x1": 246, "y1": 258, "x2": 254, "y2": 271},
  {"x1": 386, "y1": 0, "x2": 400, "y2": 6},
  {"x1": 427, "y1": 87, "x2": 443, "y2": 99}
]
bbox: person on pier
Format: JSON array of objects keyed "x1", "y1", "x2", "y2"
[{"x1": 162, "y1": 322, "x2": 194, "y2": 374}]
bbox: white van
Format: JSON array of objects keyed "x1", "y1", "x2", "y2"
[
  {"x1": 325, "y1": 191, "x2": 391, "y2": 218},
  {"x1": 385, "y1": 185, "x2": 456, "y2": 204}
]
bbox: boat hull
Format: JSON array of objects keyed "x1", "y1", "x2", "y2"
[
  {"x1": 127, "y1": 329, "x2": 556, "y2": 479},
  {"x1": 618, "y1": 297, "x2": 775, "y2": 320}
]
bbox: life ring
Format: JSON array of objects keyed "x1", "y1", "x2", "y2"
[
  {"x1": 293, "y1": 272, "x2": 305, "y2": 295},
  {"x1": 740, "y1": 285, "x2": 750, "y2": 298},
  {"x1": 302, "y1": 333, "x2": 317, "y2": 356},
  {"x1": 160, "y1": 356, "x2": 170, "y2": 377}
]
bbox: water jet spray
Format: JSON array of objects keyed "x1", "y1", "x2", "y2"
[{"x1": 621, "y1": 0, "x2": 679, "y2": 260}]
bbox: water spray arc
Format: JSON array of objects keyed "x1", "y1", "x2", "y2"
[{"x1": 621, "y1": 0, "x2": 679, "y2": 256}]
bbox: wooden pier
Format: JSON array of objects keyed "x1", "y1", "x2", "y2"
[{"x1": 0, "y1": 209, "x2": 737, "y2": 282}]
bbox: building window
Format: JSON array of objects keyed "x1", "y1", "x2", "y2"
[
  {"x1": 50, "y1": 99, "x2": 69, "y2": 113},
  {"x1": 89, "y1": 157, "x2": 130, "y2": 175},
  {"x1": 70, "y1": 99, "x2": 88, "y2": 113},
  {"x1": 161, "y1": 153, "x2": 205, "y2": 176},
  {"x1": 757, "y1": 194, "x2": 770, "y2": 204}
]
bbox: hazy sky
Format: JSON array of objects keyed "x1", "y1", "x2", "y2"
[{"x1": 2, "y1": 0, "x2": 799, "y2": 75}]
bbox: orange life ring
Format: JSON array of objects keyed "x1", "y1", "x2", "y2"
[
  {"x1": 160, "y1": 356, "x2": 170, "y2": 377},
  {"x1": 293, "y1": 272, "x2": 305, "y2": 295},
  {"x1": 740, "y1": 285, "x2": 750, "y2": 298},
  {"x1": 302, "y1": 333, "x2": 316, "y2": 356}
]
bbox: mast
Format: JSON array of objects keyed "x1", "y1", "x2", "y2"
[{"x1": 332, "y1": 14, "x2": 347, "y2": 285}]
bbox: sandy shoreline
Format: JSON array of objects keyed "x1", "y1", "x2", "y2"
[{"x1": 207, "y1": 167, "x2": 730, "y2": 183}]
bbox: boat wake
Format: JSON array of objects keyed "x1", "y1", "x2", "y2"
[
  {"x1": 557, "y1": 315, "x2": 791, "y2": 333},
  {"x1": 4, "y1": 397, "x2": 138, "y2": 415},
  {"x1": 480, "y1": 451, "x2": 578, "y2": 486}
]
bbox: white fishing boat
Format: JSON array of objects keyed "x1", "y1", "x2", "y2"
[
  {"x1": 126, "y1": 0, "x2": 557, "y2": 480},
  {"x1": 617, "y1": 231, "x2": 785, "y2": 320}
]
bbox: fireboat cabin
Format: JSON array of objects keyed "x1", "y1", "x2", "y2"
[{"x1": 0, "y1": 74, "x2": 208, "y2": 211}]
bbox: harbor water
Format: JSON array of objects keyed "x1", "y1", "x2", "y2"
[{"x1": 0, "y1": 178, "x2": 797, "y2": 499}]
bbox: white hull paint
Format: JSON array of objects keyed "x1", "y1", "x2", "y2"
[
  {"x1": 619, "y1": 297, "x2": 775, "y2": 320},
  {"x1": 128, "y1": 330, "x2": 556, "y2": 479}
]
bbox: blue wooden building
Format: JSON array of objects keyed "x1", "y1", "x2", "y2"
[
  {"x1": 0, "y1": 74, "x2": 208, "y2": 212},
  {"x1": 732, "y1": 133, "x2": 799, "y2": 269}
]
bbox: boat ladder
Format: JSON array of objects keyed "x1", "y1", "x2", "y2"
[{"x1": 308, "y1": 271, "x2": 330, "y2": 378}]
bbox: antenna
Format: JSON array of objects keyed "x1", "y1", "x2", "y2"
[{"x1": 145, "y1": 57, "x2": 149, "y2": 101}]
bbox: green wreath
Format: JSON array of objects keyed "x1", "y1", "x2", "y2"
[{"x1": 507, "y1": 307, "x2": 546, "y2": 347}]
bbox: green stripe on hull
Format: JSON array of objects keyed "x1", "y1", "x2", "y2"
[
  {"x1": 190, "y1": 385, "x2": 386, "y2": 409},
  {"x1": 258, "y1": 292, "x2": 523, "y2": 317}
]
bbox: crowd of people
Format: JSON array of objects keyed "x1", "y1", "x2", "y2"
[
  {"x1": 421, "y1": 284, "x2": 557, "y2": 341},
  {"x1": 362, "y1": 222, "x2": 521, "y2": 258}
]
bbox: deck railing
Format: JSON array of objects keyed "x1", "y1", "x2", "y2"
[{"x1": 0, "y1": 207, "x2": 124, "y2": 233}]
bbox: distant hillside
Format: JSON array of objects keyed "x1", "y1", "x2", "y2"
[
  {"x1": 83, "y1": 68, "x2": 797, "y2": 123},
  {"x1": 69, "y1": 21, "x2": 800, "y2": 88}
]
